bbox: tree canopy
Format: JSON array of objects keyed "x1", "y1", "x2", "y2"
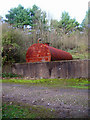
[
  {"x1": 5, "y1": 4, "x2": 48, "y2": 29},
  {"x1": 81, "y1": 8, "x2": 90, "y2": 29},
  {"x1": 51, "y1": 11, "x2": 80, "y2": 34},
  {"x1": 5, "y1": 5, "x2": 30, "y2": 28}
]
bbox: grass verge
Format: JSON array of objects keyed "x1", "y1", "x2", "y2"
[{"x1": 1, "y1": 78, "x2": 89, "y2": 89}]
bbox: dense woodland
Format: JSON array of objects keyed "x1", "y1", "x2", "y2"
[{"x1": 0, "y1": 4, "x2": 89, "y2": 65}]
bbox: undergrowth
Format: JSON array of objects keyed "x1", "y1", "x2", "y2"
[
  {"x1": 2, "y1": 102, "x2": 55, "y2": 118},
  {"x1": 1, "y1": 73, "x2": 22, "y2": 78}
]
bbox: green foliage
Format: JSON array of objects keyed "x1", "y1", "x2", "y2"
[
  {"x1": 2, "y1": 24, "x2": 27, "y2": 64},
  {"x1": 2, "y1": 78, "x2": 88, "y2": 89},
  {"x1": 58, "y1": 11, "x2": 80, "y2": 34},
  {"x1": 1, "y1": 72, "x2": 22, "y2": 78},
  {"x1": 5, "y1": 4, "x2": 48, "y2": 30},
  {"x1": 5, "y1": 4, "x2": 32, "y2": 28},
  {"x1": 2, "y1": 102, "x2": 55, "y2": 118},
  {"x1": 50, "y1": 11, "x2": 80, "y2": 34},
  {"x1": 67, "y1": 49, "x2": 88, "y2": 59},
  {"x1": 81, "y1": 9, "x2": 90, "y2": 29},
  {"x1": 30, "y1": 4, "x2": 48, "y2": 35},
  {"x1": 2, "y1": 104, "x2": 37, "y2": 118}
]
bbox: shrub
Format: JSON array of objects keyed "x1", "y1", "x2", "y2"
[{"x1": 1, "y1": 72, "x2": 22, "y2": 78}]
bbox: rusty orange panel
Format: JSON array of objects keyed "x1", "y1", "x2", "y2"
[{"x1": 26, "y1": 43, "x2": 51, "y2": 63}]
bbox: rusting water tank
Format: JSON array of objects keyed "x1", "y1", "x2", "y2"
[{"x1": 26, "y1": 42, "x2": 72, "y2": 63}]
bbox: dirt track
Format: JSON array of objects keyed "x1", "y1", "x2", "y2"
[{"x1": 2, "y1": 83, "x2": 89, "y2": 118}]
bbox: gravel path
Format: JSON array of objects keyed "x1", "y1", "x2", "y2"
[{"x1": 2, "y1": 83, "x2": 89, "y2": 118}]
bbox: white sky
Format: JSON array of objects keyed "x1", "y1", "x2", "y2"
[{"x1": 0, "y1": 0, "x2": 89, "y2": 23}]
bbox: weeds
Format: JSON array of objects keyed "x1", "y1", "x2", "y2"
[
  {"x1": 67, "y1": 49, "x2": 88, "y2": 59},
  {"x1": 2, "y1": 102, "x2": 55, "y2": 118},
  {"x1": 2, "y1": 78, "x2": 89, "y2": 89},
  {"x1": 1, "y1": 73, "x2": 22, "y2": 78},
  {"x1": 2, "y1": 103, "x2": 37, "y2": 118}
]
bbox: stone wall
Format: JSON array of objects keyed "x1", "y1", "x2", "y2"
[{"x1": 11, "y1": 59, "x2": 89, "y2": 79}]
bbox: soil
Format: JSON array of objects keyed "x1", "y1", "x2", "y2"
[{"x1": 2, "y1": 83, "x2": 89, "y2": 118}]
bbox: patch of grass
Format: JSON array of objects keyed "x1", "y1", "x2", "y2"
[
  {"x1": 67, "y1": 79, "x2": 89, "y2": 89},
  {"x1": 67, "y1": 49, "x2": 88, "y2": 59},
  {"x1": 1, "y1": 73, "x2": 22, "y2": 78},
  {"x1": 2, "y1": 78, "x2": 89, "y2": 89},
  {"x1": 2, "y1": 102, "x2": 55, "y2": 118},
  {"x1": 69, "y1": 85, "x2": 88, "y2": 89},
  {"x1": 2, "y1": 104, "x2": 37, "y2": 118},
  {"x1": 72, "y1": 53, "x2": 88, "y2": 59}
]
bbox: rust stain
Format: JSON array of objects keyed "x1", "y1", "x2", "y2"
[{"x1": 26, "y1": 43, "x2": 72, "y2": 63}]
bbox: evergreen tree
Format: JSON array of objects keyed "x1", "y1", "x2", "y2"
[{"x1": 58, "y1": 11, "x2": 80, "y2": 34}]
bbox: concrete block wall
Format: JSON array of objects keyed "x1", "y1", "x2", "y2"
[{"x1": 12, "y1": 59, "x2": 89, "y2": 79}]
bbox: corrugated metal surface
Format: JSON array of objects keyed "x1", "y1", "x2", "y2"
[{"x1": 26, "y1": 43, "x2": 72, "y2": 63}]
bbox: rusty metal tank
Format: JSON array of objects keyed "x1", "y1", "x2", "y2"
[{"x1": 26, "y1": 40, "x2": 72, "y2": 63}]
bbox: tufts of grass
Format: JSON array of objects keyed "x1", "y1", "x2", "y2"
[
  {"x1": 2, "y1": 78, "x2": 89, "y2": 89},
  {"x1": 67, "y1": 49, "x2": 88, "y2": 59},
  {"x1": 2, "y1": 102, "x2": 55, "y2": 118},
  {"x1": 2, "y1": 104, "x2": 37, "y2": 118}
]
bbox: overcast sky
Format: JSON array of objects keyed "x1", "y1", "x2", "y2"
[{"x1": 0, "y1": 0, "x2": 89, "y2": 23}]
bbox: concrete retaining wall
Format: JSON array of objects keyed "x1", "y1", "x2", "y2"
[{"x1": 11, "y1": 59, "x2": 89, "y2": 79}]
